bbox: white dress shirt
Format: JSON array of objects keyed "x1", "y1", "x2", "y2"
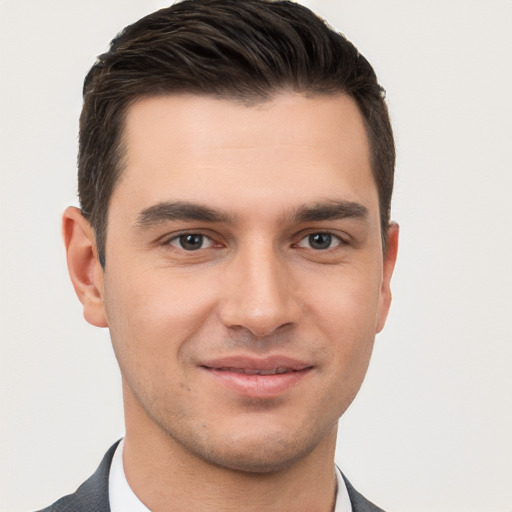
[{"x1": 109, "y1": 439, "x2": 352, "y2": 512}]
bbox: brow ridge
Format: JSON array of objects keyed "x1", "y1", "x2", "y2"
[
  {"x1": 291, "y1": 201, "x2": 369, "y2": 223},
  {"x1": 136, "y1": 201, "x2": 232, "y2": 228},
  {"x1": 136, "y1": 199, "x2": 369, "y2": 229}
]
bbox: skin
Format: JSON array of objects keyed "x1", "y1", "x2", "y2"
[{"x1": 64, "y1": 92, "x2": 398, "y2": 511}]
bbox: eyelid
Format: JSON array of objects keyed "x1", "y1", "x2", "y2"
[
  {"x1": 156, "y1": 229, "x2": 223, "y2": 252},
  {"x1": 167, "y1": 233, "x2": 215, "y2": 250},
  {"x1": 157, "y1": 229, "x2": 349, "y2": 252}
]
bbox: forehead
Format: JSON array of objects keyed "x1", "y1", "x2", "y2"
[{"x1": 113, "y1": 92, "x2": 377, "y2": 223}]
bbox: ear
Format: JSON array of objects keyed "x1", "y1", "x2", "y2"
[
  {"x1": 63, "y1": 206, "x2": 108, "y2": 327},
  {"x1": 376, "y1": 222, "x2": 399, "y2": 333}
]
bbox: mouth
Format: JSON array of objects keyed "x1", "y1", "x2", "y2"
[
  {"x1": 209, "y1": 366, "x2": 300, "y2": 375},
  {"x1": 199, "y1": 356, "x2": 313, "y2": 398}
]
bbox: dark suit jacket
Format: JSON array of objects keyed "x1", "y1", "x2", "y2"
[{"x1": 36, "y1": 441, "x2": 385, "y2": 512}]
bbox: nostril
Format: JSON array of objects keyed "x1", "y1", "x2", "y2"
[{"x1": 218, "y1": 263, "x2": 301, "y2": 337}]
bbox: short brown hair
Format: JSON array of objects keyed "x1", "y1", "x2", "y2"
[{"x1": 79, "y1": 0, "x2": 395, "y2": 266}]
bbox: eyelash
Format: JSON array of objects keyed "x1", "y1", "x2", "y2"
[
  {"x1": 163, "y1": 231, "x2": 346, "y2": 252},
  {"x1": 294, "y1": 232, "x2": 345, "y2": 251},
  {"x1": 165, "y1": 233, "x2": 217, "y2": 251}
]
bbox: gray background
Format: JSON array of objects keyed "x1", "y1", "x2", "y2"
[{"x1": 1, "y1": 1, "x2": 511, "y2": 510}]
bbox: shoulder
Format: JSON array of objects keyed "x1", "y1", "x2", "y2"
[{"x1": 34, "y1": 441, "x2": 119, "y2": 512}]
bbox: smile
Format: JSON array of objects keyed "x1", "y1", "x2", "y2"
[
  {"x1": 200, "y1": 356, "x2": 313, "y2": 398},
  {"x1": 212, "y1": 367, "x2": 298, "y2": 375}
]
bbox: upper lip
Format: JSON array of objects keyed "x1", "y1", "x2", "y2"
[{"x1": 200, "y1": 356, "x2": 312, "y2": 372}]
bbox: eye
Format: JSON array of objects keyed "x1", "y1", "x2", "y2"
[
  {"x1": 296, "y1": 232, "x2": 342, "y2": 250},
  {"x1": 168, "y1": 233, "x2": 214, "y2": 251}
]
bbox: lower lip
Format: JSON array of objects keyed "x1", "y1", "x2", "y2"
[{"x1": 203, "y1": 367, "x2": 312, "y2": 398}]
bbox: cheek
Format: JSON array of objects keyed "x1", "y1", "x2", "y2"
[
  {"x1": 312, "y1": 284, "x2": 379, "y2": 415},
  {"x1": 102, "y1": 267, "x2": 218, "y2": 373},
  {"x1": 309, "y1": 263, "x2": 382, "y2": 331},
  {"x1": 305, "y1": 265, "x2": 382, "y2": 375}
]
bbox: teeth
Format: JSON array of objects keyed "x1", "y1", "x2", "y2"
[
  {"x1": 245, "y1": 368, "x2": 263, "y2": 375},
  {"x1": 216, "y1": 367, "x2": 293, "y2": 375},
  {"x1": 258, "y1": 369, "x2": 276, "y2": 375}
]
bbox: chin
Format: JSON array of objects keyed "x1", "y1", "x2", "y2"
[
  {"x1": 175, "y1": 422, "x2": 332, "y2": 474},
  {"x1": 200, "y1": 440, "x2": 313, "y2": 474}
]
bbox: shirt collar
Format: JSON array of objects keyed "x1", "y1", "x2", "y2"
[{"x1": 109, "y1": 439, "x2": 150, "y2": 512}]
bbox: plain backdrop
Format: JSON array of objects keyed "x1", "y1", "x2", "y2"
[{"x1": 1, "y1": 1, "x2": 511, "y2": 511}]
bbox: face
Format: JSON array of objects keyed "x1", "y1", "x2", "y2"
[{"x1": 94, "y1": 93, "x2": 397, "y2": 473}]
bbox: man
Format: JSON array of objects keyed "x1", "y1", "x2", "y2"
[{"x1": 39, "y1": 0, "x2": 398, "y2": 510}]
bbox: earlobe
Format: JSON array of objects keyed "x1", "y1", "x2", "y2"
[
  {"x1": 62, "y1": 206, "x2": 108, "y2": 328},
  {"x1": 376, "y1": 222, "x2": 399, "y2": 333}
]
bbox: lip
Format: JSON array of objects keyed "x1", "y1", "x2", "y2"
[{"x1": 200, "y1": 356, "x2": 313, "y2": 398}]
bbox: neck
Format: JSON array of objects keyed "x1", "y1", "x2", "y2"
[{"x1": 122, "y1": 393, "x2": 338, "y2": 512}]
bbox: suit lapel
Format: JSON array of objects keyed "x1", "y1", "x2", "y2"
[
  {"x1": 342, "y1": 473, "x2": 386, "y2": 512},
  {"x1": 36, "y1": 441, "x2": 119, "y2": 512}
]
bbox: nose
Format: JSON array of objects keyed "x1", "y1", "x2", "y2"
[{"x1": 219, "y1": 244, "x2": 301, "y2": 338}]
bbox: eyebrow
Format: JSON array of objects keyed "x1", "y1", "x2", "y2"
[
  {"x1": 290, "y1": 201, "x2": 369, "y2": 223},
  {"x1": 136, "y1": 201, "x2": 233, "y2": 228},
  {"x1": 135, "y1": 199, "x2": 369, "y2": 229}
]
